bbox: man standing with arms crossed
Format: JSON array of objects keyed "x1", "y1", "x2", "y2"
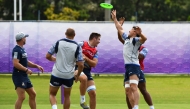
[
  {"x1": 111, "y1": 10, "x2": 147, "y2": 109},
  {"x1": 118, "y1": 17, "x2": 155, "y2": 109},
  {"x1": 75, "y1": 32, "x2": 101, "y2": 109},
  {"x1": 46, "y1": 28, "x2": 84, "y2": 109},
  {"x1": 12, "y1": 32, "x2": 44, "y2": 109}
]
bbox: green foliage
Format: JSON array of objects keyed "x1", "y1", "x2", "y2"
[
  {"x1": 44, "y1": 5, "x2": 79, "y2": 20},
  {"x1": 0, "y1": 0, "x2": 190, "y2": 21}
]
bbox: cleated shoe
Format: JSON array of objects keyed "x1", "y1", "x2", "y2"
[{"x1": 80, "y1": 102, "x2": 89, "y2": 109}]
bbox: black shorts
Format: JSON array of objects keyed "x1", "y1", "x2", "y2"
[
  {"x1": 124, "y1": 64, "x2": 141, "y2": 82},
  {"x1": 139, "y1": 70, "x2": 146, "y2": 83},
  {"x1": 75, "y1": 66, "x2": 93, "y2": 81},
  {"x1": 50, "y1": 75, "x2": 74, "y2": 88},
  {"x1": 12, "y1": 75, "x2": 33, "y2": 90}
]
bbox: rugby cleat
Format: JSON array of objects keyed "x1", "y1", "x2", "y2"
[{"x1": 80, "y1": 102, "x2": 89, "y2": 109}]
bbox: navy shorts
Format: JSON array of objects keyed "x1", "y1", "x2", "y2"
[
  {"x1": 139, "y1": 70, "x2": 146, "y2": 83},
  {"x1": 12, "y1": 75, "x2": 33, "y2": 90},
  {"x1": 75, "y1": 66, "x2": 93, "y2": 81},
  {"x1": 50, "y1": 75, "x2": 74, "y2": 88},
  {"x1": 124, "y1": 64, "x2": 141, "y2": 82}
]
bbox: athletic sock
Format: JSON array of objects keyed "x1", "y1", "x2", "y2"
[
  {"x1": 133, "y1": 105, "x2": 139, "y2": 109},
  {"x1": 80, "y1": 95, "x2": 85, "y2": 103},
  {"x1": 150, "y1": 105, "x2": 154, "y2": 109},
  {"x1": 52, "y1": 104, "x2": 57, "y2": 109}
]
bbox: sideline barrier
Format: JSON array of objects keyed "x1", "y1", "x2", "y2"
[{"x1": 0, "y1": 21, "x2": 190, "y2": 74}]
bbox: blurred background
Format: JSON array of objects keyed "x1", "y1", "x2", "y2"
[
  {"x1": 0, "y1": 0, "x2": 190, "y2": 74},
  {"x1": 0, "y1": 0, "x2": 190, "y2": 21}
]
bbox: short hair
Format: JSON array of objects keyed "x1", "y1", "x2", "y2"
[
  {"x1": 65, "y1": 28, "x2": 75, "y2": 37},
  {"x1": 89, "y1": 32, "x2": 101, "y2": 40}
]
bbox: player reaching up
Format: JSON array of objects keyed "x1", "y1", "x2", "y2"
[
  {"x1": 118, "y1": 17, "x2": 155, "y2": 109},
  {"x1": 111, "y1": 10, "x2": 147, "y2": 109}
]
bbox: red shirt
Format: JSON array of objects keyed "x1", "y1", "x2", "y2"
[
  {"x1": 82, "y1": 41, "x2": 97, "y2": 60},
  {"x1": 139, "y1": 46, "x2": 145, "y2": 70}
]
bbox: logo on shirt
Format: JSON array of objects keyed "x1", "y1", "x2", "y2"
[
  {"x1": 124, "y1": 41, "x2": 129, "y2": 45},
  {"x1": 22, "y1": 53, "x2": 27, "y2": 58},
  {"x1": 22, "y1": 82, "x2": 25, "y2": 86}
]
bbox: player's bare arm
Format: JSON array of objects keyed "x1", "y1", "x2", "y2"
[
  {"x1": 135, "y1": 27, "x2": 147, "y2": 44},
  {"x1": 13, "y1": 58, "x2": 28, "y2": 72},
  {"x1": 75, "y1": 61, "x2": 84, "y2": 83},
  {"x1": 111, "y1": 10, "x2": 125, "y2": 37},
  {"x1": 28, "y1": 61, "x2": 44, "y2": 73},
  {"x1": 46, "y1": 53, "x2": 56, "y2": 62},
  {"x1": 83, "y1": 55, "x2": 98, "y2": 67},
  {"x1": 118, "y1": 17, "x2": 125, "y2": 44},
  {"x1": 138, "y1": 54, "x2": 145, "y2": 59}
]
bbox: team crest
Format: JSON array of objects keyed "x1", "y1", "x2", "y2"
[{"x1": 22, "y1": 82, "x2": 25, "y2": 86}]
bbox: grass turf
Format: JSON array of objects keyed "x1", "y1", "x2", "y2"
[{"x1": 0, "y1": 74, "x2": 190, "y2": 109}]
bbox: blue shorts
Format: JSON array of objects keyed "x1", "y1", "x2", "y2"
[
  {"x1": 12, "y1": 75, "x2": 33, "y2": 90},
  {"x1": 124, "y1": 64, "x2": 141, "y2": 82},
  {"x1": 139, "y1": 70, "x2": 146, "y2": 83},
  {"x1": 75, "y1": 66, "x2": 93, "y2": 81},
  {"x1": 50, "y1": 75, "x2": 74, "y2": 88}
]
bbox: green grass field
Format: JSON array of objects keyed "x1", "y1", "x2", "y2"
[{"x1": 0, "y1": 74, "x2": 190, "y2": 109}]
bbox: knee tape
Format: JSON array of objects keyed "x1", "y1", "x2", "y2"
[
  {"x1": 129, "y1": 80, "x2": 139, "y2": 85},
  {"x1": 80, "y1": 72, "x2": 85, "y2": 76},
  {"x1": 86, "y1": 85, "x2": 96, "y2": 92},
  {"x1": 125, "y1": 84, "x2": 130, "y2": 88}
]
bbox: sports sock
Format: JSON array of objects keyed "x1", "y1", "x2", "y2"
[
  {"x1": 133, "y1": 105, "x2": 139, "y2": 109},
  {"x1": 52, "y1": 104, "x2": 57, "y2": 109},
  {"x1": 80, "y1": 95, "x2": 85, "y2": 103},
  {"x1": 150, "y1": 105, "x2": 154, "y2": 109}
]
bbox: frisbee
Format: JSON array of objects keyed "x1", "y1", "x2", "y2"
[{"x1": 100, "y1": 3, "x2": 113, "y2": 9}]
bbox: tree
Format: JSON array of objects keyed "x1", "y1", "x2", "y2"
[
  {"x1": 0, "y1": 0, "x2": 49, "y2": 20},
  {"x1": 44, "y1": 5, "x2": 80, "y2": 20},
  {"x1": 134, "y1": 0, "x2": 190, "y2": 21}
]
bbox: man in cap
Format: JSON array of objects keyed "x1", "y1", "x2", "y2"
[{"x1": 12, "y1": 32, "x2": 44, "y2": 109}]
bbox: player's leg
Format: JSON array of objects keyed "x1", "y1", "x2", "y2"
[
  {"x1": 63, "y1": 87, "x2": 72, "y2": 109},
  {"x1": 129, "y1": 74, "x2": 140, "y2": 109},
  {"x1": 75, "y1": 70, "x2": 88, "y2": 105},
  {"x1": 49, "y1": 85, "x2": 59, "y2": 109},
  {"x1": 138, "y1": 70, "x2": 154, "y2": 109},
  {"x1": 138, "y1": 82, "x2": 154, "y2": 109},
  {"x1": 62, "y1": 77, "x2": 74, "y2": 109},
  {"x1": 125, "y1": 81, "x2": 134, "y2": 109},
  {"x1": 49, "y1": 75, "x2": 61, "y2": 109},
  {"x1": 87, "y1": 80, "x2": 96, "y2": 109},
  {"x1": 25, "y1": 80, "x2": 36, "y2": 109},
  {"x1": 126, "y1": 96, "x2": 133, "y2": 109},
  {"x1": 15, "y1": 87, "x2": 25, "y2": 109},
  {"x1": 25, "y1": 87, "x2": 36, "y2": 109}
]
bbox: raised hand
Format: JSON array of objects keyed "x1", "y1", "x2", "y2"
[
  {"x1": 111, "y1": 10, "x2": 117, "y2": 20},
  {"x1": 135, "y1": 26, "x2": 142, "y2": 35}
]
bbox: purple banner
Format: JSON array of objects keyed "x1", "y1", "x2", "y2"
[{"x1": 0, "y1": 22, "x2": 190, "y2": 74}]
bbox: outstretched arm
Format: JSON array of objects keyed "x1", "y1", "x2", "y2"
[
  {"x1": 117, "y1": 17, "x2": 125, "y2": 44},
  {"x1": 28, "y1": 61, "x2": 44, "y2": 73},
  {"x1": 111, "y1": 10, "x2": 125, "y2": 37}
]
